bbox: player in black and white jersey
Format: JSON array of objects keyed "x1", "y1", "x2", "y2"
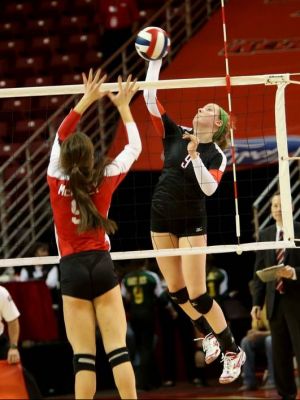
[
  {"x1": 48, "y1": 70, "x2": 141, "y2": 399},
  {"x1": 144, "y1": 59, "x2": 245, "y2": 384}
]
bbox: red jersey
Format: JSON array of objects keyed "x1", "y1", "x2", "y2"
[{"x1": 47, "y1": 110, "x2": 141, "y2": 257}]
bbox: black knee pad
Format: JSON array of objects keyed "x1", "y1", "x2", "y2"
[
  {"x1": 73, "y1": 354, "x2": 96, "y2": 374},
  {"x1": 190, "y1": 292, "x2": 213, "y2": 314},
  {"x1": 107, "y1": 347, "x2": 130, "y2": 369},
  {"x1": 168, "y1": 287, "x2": 189, "y2": 305}
]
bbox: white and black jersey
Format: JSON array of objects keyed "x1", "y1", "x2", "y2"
[{"x1": 144, "y1": 60, "x2": 226, "y2": 236}]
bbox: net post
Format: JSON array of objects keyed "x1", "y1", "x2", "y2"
[{"x1": 275, "y1": 81, "x2": 295, "y2": 242}]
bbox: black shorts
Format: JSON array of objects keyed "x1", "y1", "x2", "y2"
[
  {"x1": 59, "y1": 250, "x2": 119, "y2": 300},
  {"x1": 151, "y1": 204, "x2": 207, "y2": 237}
]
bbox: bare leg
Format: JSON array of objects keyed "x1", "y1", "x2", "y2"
[
  {"x1": 151, "y1": 232, "x2": 200, "y2": 320},
  {"x1": 62, "y1": 296, "x2": 96, "y2": 399},
  {"x1": 94, "y1": 286, "x2": 137, "y2": 400},
  {"x1": 179, "y1": 236, "x2": 227, "y2": 334}
]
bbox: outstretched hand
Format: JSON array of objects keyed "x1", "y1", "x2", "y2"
[
  {"x1": 82, "y1": 68, "x2": 108, "y2": 104},
  {"x1": 107, "y1": 75, "x2": 139, "y2": 108},
  {"x1": 74, "y1": 69, "x2": 108, "y2": 115}
]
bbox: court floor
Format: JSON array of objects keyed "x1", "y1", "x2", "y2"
[{"x1": 49, "y1": 380, "x2": 300, "y2": 399}]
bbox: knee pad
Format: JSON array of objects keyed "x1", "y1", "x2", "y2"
[
  {"x1": 73, "y1": 354, "x2": 96, "y2": 375},
  {"x1": 107, "y1": 347, "x2": 130, "y2": 369},
  {"x1": 168, "y1": 287, "x2": 189, "y2": 305},
  {"x1": 190, "y1": 292, "x2": 213, "y2": 314}
]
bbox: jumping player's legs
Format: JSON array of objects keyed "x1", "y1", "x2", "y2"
[
  {"x1": 62, "y1": 295, "x2": 97, "y2": 399},
  {"x1": 179, "y1": 235, "x2": 245, "y2": 383},
  {"x1": 151, "y1": 231, "x2": 199, "y2": 320},
  {"x1": 94, "y1": 285, "x2": 137, "y2": 400},
  {"x1": 179, "y1": 235, "x2": 227, "y2": 333}
]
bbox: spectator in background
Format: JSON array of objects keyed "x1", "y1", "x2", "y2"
[
  {"x1": 19, "y1": 242, "x2": 59, "y2": 291},
  {"x1": 239, "y1": 296, "x2": 274, "y2": 391},
  {"x1": 0, "y1": 285, "x2": 20, "y2": 364},
  {"x1": 122, "y1": 259, "x2": 177, "y2": 390},
  {"x1": 206, "y1": 255, "x2": 228, "y2": 307},
  {"x1": 96, "y1": 0, "x2": 140, "y2": 74},
  {"x1": 251, "y1": 192, "x2": 300, "y2": 400},
  {"x1": 19, "y1": 242, "x2": 60, "y2": 310}
]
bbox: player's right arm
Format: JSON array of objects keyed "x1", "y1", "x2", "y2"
[
  {"x1": 143, "y1": 59, "x2": 166, "y2": 137},
  {"x1": 48, "y1": 69, "x2": 107, "y2": 178}
]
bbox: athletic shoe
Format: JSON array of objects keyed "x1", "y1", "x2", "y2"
[
  {"x1": 219, "y1": 347, "x2": 246, "y2": 384},
  {"x1": 202, "y1": 333, "x2": 221, "y2": 364}
]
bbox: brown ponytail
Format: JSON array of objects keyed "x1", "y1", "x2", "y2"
[{"x1": 60, "y1": 132, "x2": 117, "y2": 234}]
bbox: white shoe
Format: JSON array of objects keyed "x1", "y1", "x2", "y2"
[
  {"x1": 202, "y1": 333, "x2": 221, "y2": 364},
  {"x1": 219, "y1": 347, "x2": 246, "y2": 384}
]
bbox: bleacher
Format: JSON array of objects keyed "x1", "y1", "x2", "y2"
[{"x1": 0, "y1": 0, "x2": 216, "y2": 258}]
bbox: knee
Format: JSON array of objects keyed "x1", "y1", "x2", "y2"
[
  {"x1": 73, "y1": 354, "x2": 96, "y2": 375},
  {"x1": 168, "y1": 287, "x2": 189, "y2": 305},
  {"x1": 190, "y1": 292, "x2": 213, "y2": 314},
  {"x1": 107, "y1": 347, "x2": 130, "y2": 369}
]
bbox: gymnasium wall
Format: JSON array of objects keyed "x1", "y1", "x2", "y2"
[{"x1": 110, "y1": 0, "x2": 300, "y2": 170}]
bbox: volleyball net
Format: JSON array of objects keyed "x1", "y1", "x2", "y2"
[{"x1": 0, "y1": 72, "x2": 300, "y2": 268}]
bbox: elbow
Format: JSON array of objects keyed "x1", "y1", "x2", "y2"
[
  {"x1": 135, "y1": 142, "x2": 142, "y2": 159},
  {"x1": 202, "y1": 184, "x2": 218, "y2": 196},
  {"x1": 131, "y1": 141, "x2": 142, "y2": 160}
]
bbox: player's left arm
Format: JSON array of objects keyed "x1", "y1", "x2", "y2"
[
  {"x1": 47, "y1": 111, "x2": 81, "y2": 178},
  {"x1": 48, "y1": 69, "x2": 107, "y2": 178},
  {"x1": 191, "y1": 149, "x2": 227, "y2": 196}
]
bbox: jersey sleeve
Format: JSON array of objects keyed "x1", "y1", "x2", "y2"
[
  {"x1": 191, "y1": 147, "x2": 227, "y2": 196},
  {"x1": 103, "y1": 121, "x2": 141, "y2": 190},
  {"x1": 143, "y1": 59, "x2": 166, "y2": 137},
  {"x1": 47, "y1": 110, "x2": 81, "y2": 178},
  {"x1": 0, "y1": 287, "x2": 20, "y2": 322}
]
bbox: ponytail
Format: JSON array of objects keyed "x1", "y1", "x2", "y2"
[{"x1": 60, "y1": 132, "x2": 117, "y2": 234}]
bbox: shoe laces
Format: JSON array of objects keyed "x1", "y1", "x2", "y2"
[
  {"x1": 221, "y1": 352, "x2": 235, "y2": 374},
  {"x1": 202, "y1": 333, "x2": 215, "y2": 353}
]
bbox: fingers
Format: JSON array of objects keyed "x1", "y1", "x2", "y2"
[
  {"x1": 7, "y1": 350, "x2": 20, "y2": 364},
  {"x1": 182, "y1": 132, "x2": 199, "y2": 142},
  {"x1": 82, "y1": 68, "x2": 106, "y2": 88},
  {"x1": 82, "y1": 73, "x2": 87, "y2": 87}
]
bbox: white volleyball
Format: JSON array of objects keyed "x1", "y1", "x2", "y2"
[{"x1": 135, "y1": 26, "x2": 170, "y2": 61}]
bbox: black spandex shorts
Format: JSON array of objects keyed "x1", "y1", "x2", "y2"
[
  {"x1": 151, "y1": 205, "x2": 207, "y2": 237},
  {"x1": 59, "y1": 250, "x2": 119, "y2": 300}
]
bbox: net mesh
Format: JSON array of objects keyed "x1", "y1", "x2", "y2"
[{"x1": 0, "y1": 74, "x2": 299, "y2": 267}]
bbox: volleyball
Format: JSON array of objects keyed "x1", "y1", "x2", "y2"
[{"x1": 135, "y1": 26, "x2": 170, "y2": 61}]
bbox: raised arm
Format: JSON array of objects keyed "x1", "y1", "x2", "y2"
[
  {"x1": 143, "y1": 59, "x2": 166, "y2": 137},
  {"x1": 105, "y1": 75, "x2": 141, "y2": 178},
  {"x1": 48, "y1": 69, "x2": 107, "y2": 178}
]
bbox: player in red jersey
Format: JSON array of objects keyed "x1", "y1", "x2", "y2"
[{"x1": 47, "y1": 69, "x2": 141, "y2": 399}]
